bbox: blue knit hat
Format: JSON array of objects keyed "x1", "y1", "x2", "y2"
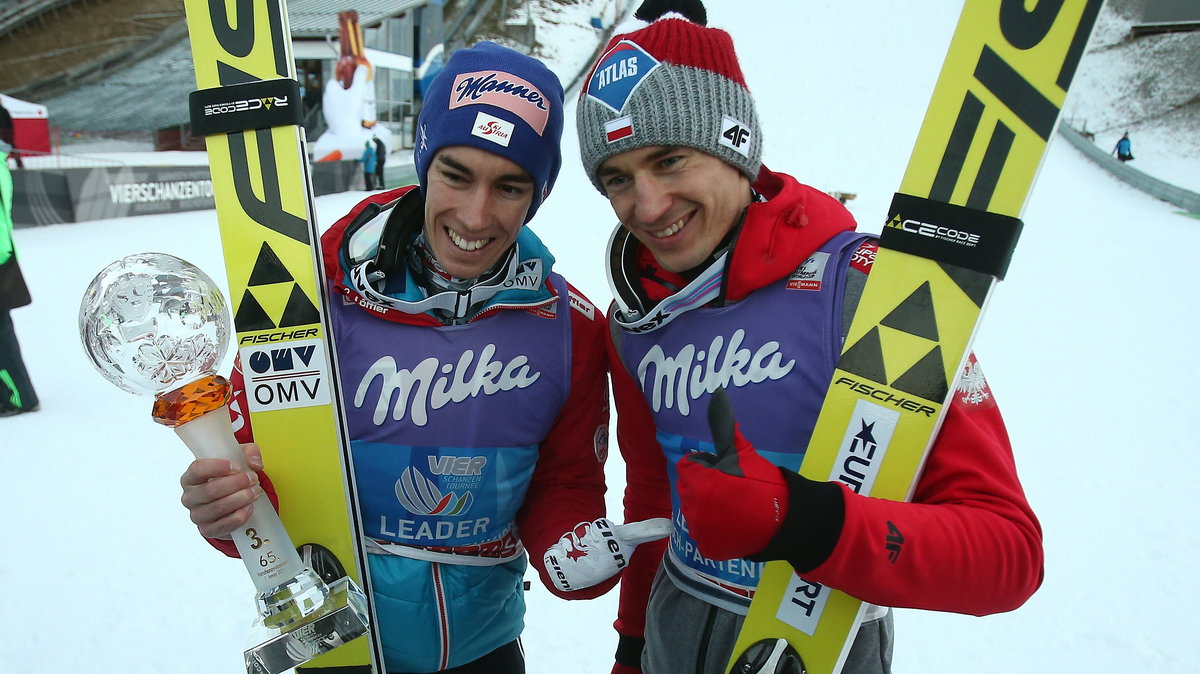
[{"x1": 414, "y1": 42, "x2": 564, "y2": 223}]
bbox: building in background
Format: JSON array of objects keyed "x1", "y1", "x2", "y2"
[
  {"x1": 0, "y1": 0, "x2": 451, "y2": 152},
  {"x1": 1133, "y1": 0, "x2": 1200, "y2": 35},
  {"x1": 288, "y1": 0, "x2": 447, "y2": 152},
  {"x1": 0, "y1": 93, "x2": 49, "y2": 155}
]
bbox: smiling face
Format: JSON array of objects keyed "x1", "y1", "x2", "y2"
[
  {"x1": 597, "y1": 145, "x2": 752, "y2": 273},
  {"x1": 422, "y1": 145, "x2": 535, "y2": 279}
]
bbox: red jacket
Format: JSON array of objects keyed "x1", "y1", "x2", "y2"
[
  {"x1": 608, "y1": 168, "x2": 1043, "y2": 640},
  {"x1": 212, "y1": 186, "x2": 617, "y2": 601}
]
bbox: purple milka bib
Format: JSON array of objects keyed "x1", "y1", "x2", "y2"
[
  {"x1": 614, "y1": 232, "x2": 866, "y2": 597},
  {"x1": 330, "y1": 274, "x2": 572, "y2": 547}
]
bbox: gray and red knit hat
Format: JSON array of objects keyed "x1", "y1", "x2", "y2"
[{"x1": 576, "y1": 0, "x2": 762, "y2": 191}]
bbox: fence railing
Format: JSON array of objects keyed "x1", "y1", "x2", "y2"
[
  {"x1": 7, "y1": 147, "x2": 127, "y2": 169},
  {"x1": 1057, "y1": 123, "x2": 1200, "y2": 214}
]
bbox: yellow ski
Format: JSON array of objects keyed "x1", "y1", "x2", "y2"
[
  {"x1": 183, "y1": 0, "x2": 381, "y2": 670},
  {"x1": 730, "y1": 2, "x2": 1102, "y2": 672}
]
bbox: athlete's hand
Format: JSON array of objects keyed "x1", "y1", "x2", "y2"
[
  {"x1": 676, "y1": 388, "x2": 789, "y2": 560},
  {"x1": 543, "y1": 517, "x2": 672, "y2": 591},
  {"x1": 180, "y1": 443, "x2": 265, "y2": 539}
]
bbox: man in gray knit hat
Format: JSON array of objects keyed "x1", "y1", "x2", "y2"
[{"x1": 577, "y1": 2, "x2": 1043, "y2": 674}]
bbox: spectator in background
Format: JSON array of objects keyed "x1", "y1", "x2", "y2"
[
  {"x1": 1112, "y1": 132, "x2": 1134, "y2": 162},
  {"x1": 373, "y1": 134, "x2": 387, "y2": 190},
  {"x1": 0, "y1": 105, "x2": 24, "y2": 169},
  {"x1": 0, "y1": 139, "x2": 38, "y2": 416},
  {"x1": 303, "y1": 72, "x2": 323, "y2": 113},
  {"x1": 359, "y1": 138, "x2": 377, "y2": 189}
]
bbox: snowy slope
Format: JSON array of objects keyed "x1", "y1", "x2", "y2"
[
  {"x1": 1063, "y1": 0, "x2": 1200, "y2": 192},
  {"x1": 2, "y1": 2, "x2": 1198, "y2": 673}
]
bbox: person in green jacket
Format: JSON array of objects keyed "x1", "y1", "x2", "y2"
[{"x1": 0, "y1": 139, "x2": 38, "y2": 416}]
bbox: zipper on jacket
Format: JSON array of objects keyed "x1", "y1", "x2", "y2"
[{"x1": 431, "y1": 562, "x2": 451, "y2": 670}]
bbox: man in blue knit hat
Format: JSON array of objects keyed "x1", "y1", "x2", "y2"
[{"x1": 177, "y1": 42, "x2": 668, "y2": 673}]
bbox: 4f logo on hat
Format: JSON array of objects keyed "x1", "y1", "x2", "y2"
[
  {"x1": 719, "y1": 115, "x2": 752, "y2": 157},
  {"x1": 584, "y1": 40, "x2": 660, "y2": 113}
]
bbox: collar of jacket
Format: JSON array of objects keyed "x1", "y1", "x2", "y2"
[
  {"x1": 328, "y1": 186, "x2": 559, "y2": 326},
  {"x1": 607, "y1": 167, "x2": 857, "y2": 328}
]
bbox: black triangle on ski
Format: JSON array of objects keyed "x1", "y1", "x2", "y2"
[
  {"x1": 234, "y1": 289, "x2": 278, "y2": 331},
  {"x1": 880, "y1": 281, "x2": 939, "y2": 341},
  {"x1": 889, "y1": 344, "x2": 949, "y2": 402},
  {"x1": 938, "y1": 262, "x2": 991, "y2": 308},
  {"x1": 279, "y1": 283, "x2": 322, "y2": 327},
  {"x1": 839, "y1": 327, "x2": 888, "y2": 385},
  {"x1": 248, "y1": 242, "x2": 294, "y2": 286}
]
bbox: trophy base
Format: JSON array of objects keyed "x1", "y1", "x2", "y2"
[
  {"x1": 257, "y1": 567, "x2": 330, "y2": 628},
  {"x1": 244, "y1": 576, "x2": 370, "y2": 674}
]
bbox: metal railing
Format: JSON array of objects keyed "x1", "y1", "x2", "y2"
[
  {"x1": 1057, "y1": 123, "x2": 1200, "y2": 214},
  {"x1": 7, "y1": 147, "x2": 127, "y2": 169},
  {"x1": 0, "y1": 0, "x2": 77, "y2": 34}
]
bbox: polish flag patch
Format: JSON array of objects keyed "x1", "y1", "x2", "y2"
[{"x1": 605, "y1": 115, "x2": 634, "y2": 143}]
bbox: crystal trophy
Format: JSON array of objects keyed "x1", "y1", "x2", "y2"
[{"x1": 78, "y1": 252, "x2": 369, "y2": 674}]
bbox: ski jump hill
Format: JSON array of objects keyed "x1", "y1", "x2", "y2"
[
  {"x1": 1057, "y1": 124, "x2": 1200, "y2": 214},
  {"x1": 2, "y1": 0, "x2": 1197, "y2": 224}
]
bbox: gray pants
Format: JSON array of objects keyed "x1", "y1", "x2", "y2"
[{"x1": 642, "y1": 568, "x2": 893, "y2": 674}]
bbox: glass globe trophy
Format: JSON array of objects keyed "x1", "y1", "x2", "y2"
[{"x1": 78, "y1": 253, "x2": 368, "y2": 674}]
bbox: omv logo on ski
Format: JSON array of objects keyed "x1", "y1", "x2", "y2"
[
  {"x1": 584, "y1": 40, "x2": 660, "y2": 113},
  {"x1": 395, "y1": 455, "x2": 486, "y2": 516},
  {"x1": 241, "y1": 337, "x2": 331, "y2": 412}
]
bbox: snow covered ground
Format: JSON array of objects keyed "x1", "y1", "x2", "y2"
[
  {"x1": 2, "y1": 1, "x2": 1198, "y2": 673},
  {"x1": 1064, "y1": 2, "x2": 1200, "y2": 193}
]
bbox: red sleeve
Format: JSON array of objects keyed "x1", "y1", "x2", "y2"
[
  {"x1": 516, "y1": 284, "x2": 617, "y2": 600},
  {"x1": 606, "y1": 305, "x2": 673, "y2": 640},
  {"x1": 207, "y1": 356, "x2": 280, "y2": 559},
  {"x1": 803, "y1": 354, "x2": 1043, "y2": 615}
]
